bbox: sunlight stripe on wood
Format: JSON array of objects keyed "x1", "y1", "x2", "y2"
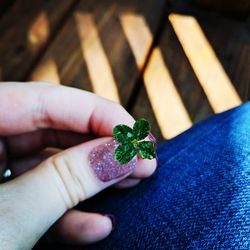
[
  {"x1": 120, "y1": 14, "x2": 192, "y2": 138},
  {"x1": 75, "y1": 12, "x2": 120, "y2": 103},
  {"x1": 169, "y1": 14, "x2": 242, "y2": 113},
  {"x1": 31, "y1": 57, "x2": 60, "y2": 84},
  {"x1": 144, "y1": 48, "x2": 192, "y2": 138},
  {"x1": 120, "y1": 14, "x2": 153, "y2": 70}
]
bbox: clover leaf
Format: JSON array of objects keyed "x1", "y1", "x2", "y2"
[
  {"x1": 113, "y1": 124, "x2": 134, "y2": 144},
  {"x1": 114, "y1": 144, "x2": 137, "y2": 164},
  {"x1": 137, "y1": 141, "x2": 156, "y2": 159},
  {"x1": 133, "y1": 118, "x2": 151, "y2": 140},
  {"x1": 113, "y1": 118, "x2": 156, "y2": 164}
]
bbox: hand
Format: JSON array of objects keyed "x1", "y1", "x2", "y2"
[{"x1": 0, "y1": 82, "x2": 157, "y2": 249}]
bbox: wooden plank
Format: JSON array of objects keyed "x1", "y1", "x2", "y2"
[
  {"x1": 119, "y1": 14, "x2": 153, "y2": 70},
  {"x1": 194, "y1": 15, "x2": 250, "y2": 102},
  {"x1": 156, "y1": 21, "x2": 214, "y2": 123},
  {"x1": 122, "y1": 13, "x2": 217, "y2": 139},
  {"x1": 130, "y1": 84, "x2": 164, "y2": 141},
  {"x1": 130, "y1": 19, "x2": 213, "y2": 140},
  {"x1": 122, "y1": 15, "x2": 192, "y2": 138},
  {"x1": 169, "y1": 14, "x2": 242, "y2": 113},
  {"x1": 168, "y1": 0, "x2": 250, "y2": 102},
  {"x1": 132, "y1": 4, "x2": 249, "y2": 140},
  {"x1": 74, "y1": 13, "x2": 120, "y2": 103},
  {"x1": 0, "y1": 0, "x2": 78, "y2": 81},
  {"x1": 30, "y1": 0, "x2": 167, "y2": 105},
  {"x1": 138, "y1": 46, "x2": 193, "y2": 139}
]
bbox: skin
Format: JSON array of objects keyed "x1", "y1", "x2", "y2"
[{"x1": 0, "y1": 82, "x2": 157, "y2": 249}]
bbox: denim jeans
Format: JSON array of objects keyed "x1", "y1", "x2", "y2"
[{"x1": 37, "y1": 102, "x2": 250, "y2": 249}]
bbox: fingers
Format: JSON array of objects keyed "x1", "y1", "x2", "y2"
[
  {"x1": 114, "y1": 158, "x2": 157, "y2": 189},
  {"x1": 0, "y1": 82, "x2": 134, "y2": 136},
  {"x1": 130, "y1": 158, "x2": 157, "y2": 178},
  {"x1": 0, "y1": 137, "x2": 136, "y2": 249},
  {"x1": 115, "y1": 158, "x2": 157, "y2": 188},
  {"x1": 10, "y1": 150, "x2": 156, "y2": 179},
  {"x1": 9, "y1": 148, "x2": 156, "y2": 188},
  {"x1": 5, "y1": 129, "x2": 95, "y2": 158},
  {"x1": 10, "y1": 148, "x2": 60, "y2": 177},
  {"x1": 53, "y1": 210, "x2": 113, "y2": 245},
  {"x1": 114, "y1": 178, "x2": 141, "y2": 189},
  {"x1": 10, "y1": 150, "x2": 155, "y2": 190},
  {"x1": 0, "y1": 82, "x2": 157, "y2": 180},
  {"x1": 5, "y1": 126, "x2": 157, "y2": 183}
]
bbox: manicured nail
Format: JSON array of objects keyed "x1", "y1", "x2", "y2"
[{"x1": 88, "y1": 140, "x2": 137, "y2": 182}]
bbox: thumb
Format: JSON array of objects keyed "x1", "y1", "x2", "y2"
[{"x1": 0, "y1": 138, "x2": 137, "y2": 249}]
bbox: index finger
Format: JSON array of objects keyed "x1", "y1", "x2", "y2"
[{"x1": 0, "y1": 82, "x2": 135, "y2": 136}]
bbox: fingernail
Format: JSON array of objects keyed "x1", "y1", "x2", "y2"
[
  {"x1": 103, "y1": 214, "x2": 116, "y2": 231},
  {"x1": 88, "y1": 139, "x2": 137, "y2": 182}
]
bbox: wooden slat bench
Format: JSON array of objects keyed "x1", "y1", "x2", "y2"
[{"x1": 0, "y1": 0, "x2": 249, "y2": 143}]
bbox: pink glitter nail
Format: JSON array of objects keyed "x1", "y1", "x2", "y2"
[{"x1": 88, "y1": 140, "x2": 137, "y2": 182}]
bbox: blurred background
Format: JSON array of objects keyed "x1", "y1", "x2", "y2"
[{"x1": 0, "y1": 0, "x2": 249, "y2": 142}]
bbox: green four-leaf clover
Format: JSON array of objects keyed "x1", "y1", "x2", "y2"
[{"x1": 113, "y1": 119, "x2": 156, "y2": 164}]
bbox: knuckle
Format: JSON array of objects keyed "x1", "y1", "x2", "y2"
[{"x1": 48, "y1": 154, "x2": 88, "y2": 208}]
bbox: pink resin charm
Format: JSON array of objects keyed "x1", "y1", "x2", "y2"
[{"x1": 88, "y1": 140, "x2": 137, "y2": 182}]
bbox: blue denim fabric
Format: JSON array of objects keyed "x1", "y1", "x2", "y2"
[{"x1": 38, "y1": 102, "x2": 250, "y2": 249}]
